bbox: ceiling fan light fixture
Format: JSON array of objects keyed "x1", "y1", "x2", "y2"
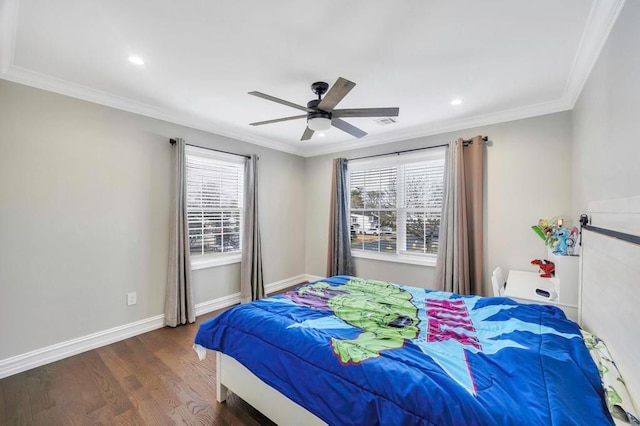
[{"x1": 308, "y1": 116, "x2": 332, "y2": 131}]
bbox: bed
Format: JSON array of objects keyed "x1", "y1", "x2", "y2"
[{"x1": 194, "y1": 196, "x2": 640, "y2": 425}]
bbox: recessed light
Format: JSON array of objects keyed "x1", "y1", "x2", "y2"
[
  {"x1": 317, "y1": 132, "x2": 325, "y2": 137},
  {"x1": 450, "y1": 98, "x2": 463, "y2": 106},
  {"x1": 128, "y1": 56, "x2": 144, "y2": 65}
]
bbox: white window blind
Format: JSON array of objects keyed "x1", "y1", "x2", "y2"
[
  {"x1": 401, "y1": 159, "x2": 445, "y2": 254},
  {"x1": 349, "y1": 149, "x2": 445, "y2": 260},
  {"x1": 186, "y1": 147, "x2": 244, "y2": 257}
]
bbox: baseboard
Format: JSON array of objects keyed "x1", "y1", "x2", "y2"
[
  {"x1": 0, "y1": 314, "x2": 165, "y2": 379},
  {"x1": 264, "y1": 274, "x2": 309, "y2": 294},
  {"x1": 195, "y1": 292, "x2": 242, "y2": 316},
  {"x1": 0, "y1": 273, "x2": 322, "y2": 379},
  {"x1": 304, "y1": 274, "x2": 325, "y2": 283}
]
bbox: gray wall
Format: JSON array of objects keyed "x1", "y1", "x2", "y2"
[
  {"x1": 305, "y1": 112, "x2": 574, "y2": 295},
  {"x1": 0, "y1": 80, "x2": 306, "y2": 360},
  {"x1": 572, "y1": 0, "x2": 640, "y2": 215}
]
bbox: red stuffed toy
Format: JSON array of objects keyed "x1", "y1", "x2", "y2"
[{"x1": 531, "y1": 259, "x2": 555, "y2": 278}]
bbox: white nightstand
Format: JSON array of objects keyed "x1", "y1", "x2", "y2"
[{"x1": 504, "y1": 253, "x2": 580, "y2": 322}]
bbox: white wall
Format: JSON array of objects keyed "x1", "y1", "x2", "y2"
[
  {"x1": 305, "y1": 112, "x2": 574, "y2": 295},
  {"x1": 0, "y1": 80, "x2": 306, "y2": 360},
  {"x1": 572, "y1": 0, "x2": 640, "y2": 215}
]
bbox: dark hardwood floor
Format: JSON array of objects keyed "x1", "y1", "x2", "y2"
[{"x1": 0, "y1": 308, "x2": 277, "y2": 425}]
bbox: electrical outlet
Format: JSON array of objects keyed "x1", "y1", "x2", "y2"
[{"x1": 127, "y1": 292, "x2": 137, "y2": 306}]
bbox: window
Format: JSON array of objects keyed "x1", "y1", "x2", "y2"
[
  {"x1": 186, "y1": 146, "x2": 244, "y2": 269},
  {"x1": 349, "y1": 148, "x2": 445, "y2": 265}
]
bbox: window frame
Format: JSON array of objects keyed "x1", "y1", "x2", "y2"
[
  {"x1": 348, "y1": 148, "x2": 446, "y2": 267},
  {"x1": 185, "y1": 145, "x2": 245, "y2": 270}
]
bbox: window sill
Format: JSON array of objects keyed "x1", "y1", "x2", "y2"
[
  {"x1": 191, "y1": 253, "x2": 242, "y2": 270},
  {"x1": 351, "y1": 250, "x2": 437, "y2": 267}
]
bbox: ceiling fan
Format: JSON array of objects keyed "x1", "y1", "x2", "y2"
[{"x1": 248, "y1": 77, "x2": 400, "y2": 141}]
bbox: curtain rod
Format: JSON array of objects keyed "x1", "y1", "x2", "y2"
[
  {"x1": 169, "y1": 138, "x2": 251, "y2": 159},
  {"x1": 348, "y1": 136, "x2": 488, "y2": 162}
]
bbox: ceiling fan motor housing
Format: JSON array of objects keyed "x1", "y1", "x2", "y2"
[{"x1": 307, "y1": 99, "x2": 332, "y2": 121}]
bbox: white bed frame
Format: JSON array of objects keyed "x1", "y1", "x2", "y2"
[
  {"x1": 215, "y1": 351, "x2": 325, "y2": 425},
  {"x1": 214, "y1": 195, "x2": 640, "y2": 424}
]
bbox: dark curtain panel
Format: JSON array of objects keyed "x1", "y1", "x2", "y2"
[
  {"x1": 327, "y1": 158, "x2": 355, "y2": 277},
  {"x1": 165, "y1": 138, "x2": 195, "y2": 326},
  {"x1": 434, "y1": 136, "x2": 485, "y2": 295},
  {"x1": 241, "y1": 154, "x2": 264, "y2": 302}
]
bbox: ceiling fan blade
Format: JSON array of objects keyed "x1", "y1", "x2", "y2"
[
  {"x1": 249, "y1": 115, "x2": 306, "y2": 126},
  {"x1": 301, "y1": 126, "x2": 315, "y2": 141},
  {"x1": 332, "y1": 107, "x2": 400, "y2": 118},
  {"x1": 332, "y1": 118, "x2": 367, "y2": 138},
  {"x1": 318, "y1": 77, "x2": 356, "y2": 111},
  {"x1": 248, "y1": 91, "x2": 313, "y2": 112}
]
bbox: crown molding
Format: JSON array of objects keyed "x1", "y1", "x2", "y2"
[
  {"x1": 301, "y1": 97, "x2": 572, "y2": 157},
  {"x1": 562, "y1": 0, "x2": 626, "y2": 108},
  {"x1": 0, "y1": 0, "x2": 625, "y2": 158},
  {"x1": 0, "y1": 65, "x2": 304, "y2": 157}
]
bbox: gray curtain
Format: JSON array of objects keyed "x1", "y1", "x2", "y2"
[
  {"x1": 241, "y1": 155, "x2": 264, "y2": 303},
  {"x1": 326, "y1": 158, "x2": 355, "y2": 277},
  {"x1": 434, "y1": 136, "x2": 485, "y2": 295},
  {"x1": 165, "y1": 138, "x2": 195, "y2": 326}
]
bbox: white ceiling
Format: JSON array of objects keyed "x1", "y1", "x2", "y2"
[{"x1": 0, "y1": 0, "x2": 625, "y2": 156}]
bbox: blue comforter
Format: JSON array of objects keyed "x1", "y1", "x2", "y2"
[{"x1": 195, "y1": 276, "x2": 611, "y2": 425}]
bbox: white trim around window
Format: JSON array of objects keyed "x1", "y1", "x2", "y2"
[
  {"x1": 185, "y1": 144, "x2": 245, "y2": 270},
  {"x1": 351, "y1": 250, "x2": 437, "y2": 267},
  {"x1": 348, "y1": 147, "x2": 446, "y2": 265},
  {"x1": 191, "y1": 253, "x2": 242, "y2": 270}
]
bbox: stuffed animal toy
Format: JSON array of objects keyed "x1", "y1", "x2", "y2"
[
  {"x1": 553, "y1": 227, "x2": 572, "y2": 255},
  {"x1": 531, "y1": 218, "x2": 559, "y2": 247},
  {"x1": 567, "y1": 226, "x2": 579, "y2": 255},
  {"x1": 531, "y1": 259, "x2": 555, "y2": 278}
]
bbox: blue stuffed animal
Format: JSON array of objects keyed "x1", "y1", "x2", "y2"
[{"x1": 553, "y1": 227, "x2": 571, "y2": 255}]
